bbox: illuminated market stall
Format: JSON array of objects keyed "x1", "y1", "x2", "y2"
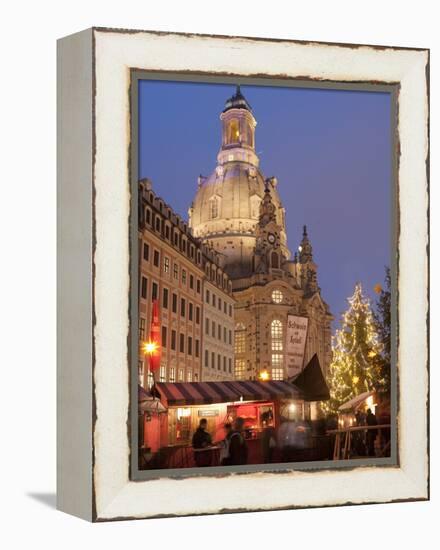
[{"x1": 139, "y1": 355, "x2": 331, "y2": 469}]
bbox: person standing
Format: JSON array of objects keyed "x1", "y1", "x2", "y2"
[
  {"x1": 278, "y1": 418, "x2": 298, "y2": 462},
  {"x1": 261, "y1": 412, "x2": 277, "y2": 463},
  {"x1": 192, "y1": 418, "x2": 213, "y2": 467},
  {"x1": 366, "y1": 408, "x2": 378, "y2": 457},
  {"x1": 219, "y1": 422, "x2": 233, "y2": 466},
  {"x1": 229, "y1": 417, "x2": 248, "y2": 465}
]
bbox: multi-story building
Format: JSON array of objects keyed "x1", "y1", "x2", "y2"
[
  {"x1": 138, "y1": 179, "x2": 205, "y2": 387},
  {"x1": 189, "y1": 86, "x2": 333, "y2": 382},
  {"x1": 200, "y1": 247, "x2": 235, "y2": 382},
  {"x1": 138, "y1": 179, "x2": 235, "y2": 387}
]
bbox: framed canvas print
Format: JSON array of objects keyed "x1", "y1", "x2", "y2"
[{"x1": 57, "y1": 27, "x2": 429, "y2": 521}]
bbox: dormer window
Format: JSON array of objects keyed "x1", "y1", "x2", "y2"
[{"x1": 209, "y1": 196, "x2": 219, "y2": 219}]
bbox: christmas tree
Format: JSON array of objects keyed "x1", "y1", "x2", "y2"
[{"x1": 323, "y1": 283, "x2": 383, "y2": 414}]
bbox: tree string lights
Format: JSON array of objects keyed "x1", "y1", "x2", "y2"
[{"x1": 323, "y1": 283, "x2": 383, "y2": 414}]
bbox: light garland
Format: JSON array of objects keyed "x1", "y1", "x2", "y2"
[{"x1": 322, "y1": 283, "x2": 383, "y2": 414}]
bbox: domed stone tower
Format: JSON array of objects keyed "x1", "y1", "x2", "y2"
[{"x1": 188, "y1": 86, "x2": 289, "y2": 279}]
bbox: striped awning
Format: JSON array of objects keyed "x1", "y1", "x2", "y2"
[{"x1": 153, "y1": 380, "x2": 301, "y2": 407}]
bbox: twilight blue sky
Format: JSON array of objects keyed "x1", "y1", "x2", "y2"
[{"x1": 138, "y1": 80, "x2": 391, "y2": 331}]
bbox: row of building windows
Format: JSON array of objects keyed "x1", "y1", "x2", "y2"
[
  {"x1": 159, "y1": 365, "x2": 199, "y2": 383},
  {"x1": 140, "y1": 279, "x2": 201, "y2": 324},
  {"x1": 205, "y1": 318, "x2": 232, "y2": 344},
  {"x1": 204, "y1": 263, "x2": 231, "y2": 293},
  {"x1": 143, "y1": 243, "x2": 201, "y2": 293},
  {"x1": 143, "y1": 203, "x2": 202, "y2": 266},
  {"x1": 204, "y1": 350, "x2": 232, "y2": 373},
  {"x1": 205, "y1": 289, "x2": 233, "y2": 316}
]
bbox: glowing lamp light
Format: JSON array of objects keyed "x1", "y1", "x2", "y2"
[
  {"x1": 288, "y1": 403, "x2": 296, "y2": 413},
  {"x1": 368, "y1": 350, "x2": 377, "y2": 358},
  {"x1": 259, "y1": 370, "x2": 270, "y2": 381},
  {"x1": 298, "y1": 245, "x2": 303, "y2": 252},
  {"x1": 352, "y1": 375, "x2": 359, "y2": 384},
  {"x1": 143, "y1": 341, "x2": 158, "y2": 355}
]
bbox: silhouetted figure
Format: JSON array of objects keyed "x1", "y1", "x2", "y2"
[
  {"x1": 366, "y1": 408, "x2": 378, "y2": 457},
  {"x1": 192, "y1": 418, "x2": 213, "y2": 467},
  {"x1": 261, "y1": 411, "x2": 277, "y2": 463},
  {"x1": 219, "y1": 422, "x2": 233, "y2": 466},
  {"x1": 229, "y1": 417, "x2": 248, "y2": 465}
]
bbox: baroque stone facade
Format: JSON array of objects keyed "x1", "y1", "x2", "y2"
[{"x1": 189, "y1": 86, "x2": 333, "y2": 381}]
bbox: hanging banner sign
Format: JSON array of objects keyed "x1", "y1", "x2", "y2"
[{"x1": 286, "y1": 315, "x2": 309, "y2": 378}]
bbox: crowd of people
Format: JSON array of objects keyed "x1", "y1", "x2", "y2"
[
  {"x1": 191, "y1": 414, "x2": 316, "y2": 467},
  {"x1": 191, "y1": 407, "x2": 389, "y2": 467}
]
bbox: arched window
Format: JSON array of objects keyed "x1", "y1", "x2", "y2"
[
  {"x1": 234, "y1": 322, "x2": 246, "y2": 354},
  {"x1": 271, "y1": 319, "x2": 284, "y2": 380},
  {"x1": 227, "y1": 118, "x2": 240, "y2": 143},
  {"x1": 271, "y1": 320, "x2": 283, "y2": 350},
  {"x1": 271, "y1": 252, "x2": 279, "y2": 269},
  {"x1": 246, "y1": 123, "x2": 254, "y2": 147},
  {"x1": 209, "y1": 196, "x2": 219, "y2": 219}
]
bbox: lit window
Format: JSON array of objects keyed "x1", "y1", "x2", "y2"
[
  {"x1": 164, "y1": 257, "x2": 170, "y2": 273},
  {"x1": 159, "y1": 365, "x2": 166, "y2": 382},
  {"x1": 234, "y1": 322, "x2": 246, "y2": 354},
  {"x1": 138, "y1": 360, "x2": 144, "y2": 386},
  {"x1": 271, "y1": 353, "x2": 284, "y2": 380},
  {"x1": 235, "y1": 358, "x2": 246, "y2": 380},
  {"x1": 272, "y1": 289, "x2": 283, "y2": 304},
  {"x1": 178, "y1": 368, "x2": 184, "y2": 381},
  {"x1": 271, "y1": 319, "x2": 283, "y2": 351},
  {"x1": 228, "y1": 119, "x2": 239, "y2": 143},
  {"x1": 169, "y1": 367, "x2": 175, "y2": 383},
  {"x1": 187, "y1": 370, "x2": 192, "y2": 382}
]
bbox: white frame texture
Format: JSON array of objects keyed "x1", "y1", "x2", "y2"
[{"x1": 57, "y1": 28, "x2": 429, "y2": 521}]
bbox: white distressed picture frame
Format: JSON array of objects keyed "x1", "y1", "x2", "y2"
[{"x1": 57, "y1": 28, "x2": 429, "y2": 522}]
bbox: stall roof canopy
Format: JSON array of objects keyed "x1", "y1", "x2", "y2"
[
  {"x1": 138, "y1": 384, "x2": 167, "y2": 413},
  {"x1": 338, "y1": 391, "x2": 374, "y2": 412},
  {"x1": 290, "y1": 354, "x2": 330, "y2": 402},
  {"x1": 154, "y1": 380, "x2": 301, "y2": 407}
]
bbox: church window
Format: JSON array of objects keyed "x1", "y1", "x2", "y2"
[
  {"x1": 227, "y1": 118, "x2": 240, "y2": 143},
  {"x1": 272, "y1": 289, "x2": 283, "y2": 304},
  {"x1": 271, "y1": 252, "x2": 279, "y2": 269},
  {"x1": 271, "y1": 354, "x2": 284, "y2": 380},
  {"x1": 271, "y1": 319, "x2": 283, "y2": 351},
  {"x1": 209, "y1": 197, "x2": 219, "y2": 219},
  {"x1": 235, "y1": 358, "x2": 246, "y2": 380},
  {"x1": 235, "y1": 323, "x2": 246, "y2": 354}
]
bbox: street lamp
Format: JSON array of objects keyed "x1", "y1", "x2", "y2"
[
  {"x1": 259, "y1": 370, "x2": 270, "y2": 381},
  {"x1": 143, "y1": 341, "x2": 158, "y2": 355}
]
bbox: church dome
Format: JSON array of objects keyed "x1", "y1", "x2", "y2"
[
  {"x1": 190, "y1": 162, "x2": 284, "y2": 231},
  {"x1": 188, "y1": 86, "x2": 289, "y2": 278}
]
